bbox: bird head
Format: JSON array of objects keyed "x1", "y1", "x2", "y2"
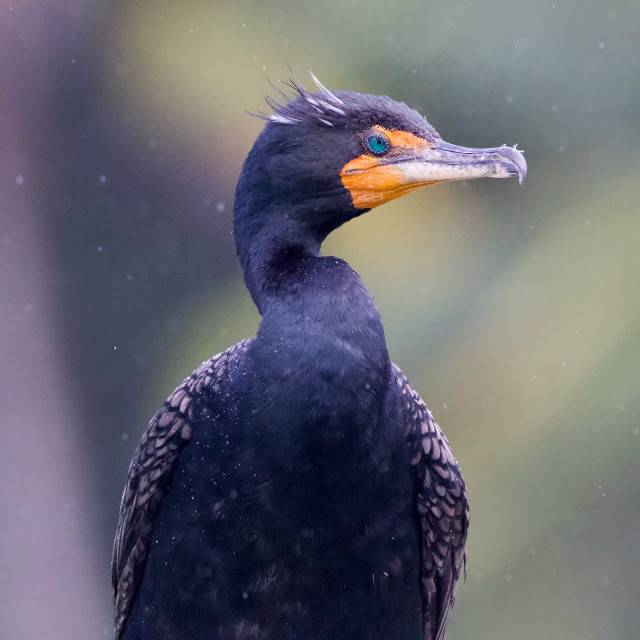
[{"x1": 233, "y1": 74, "x2": 526, "y2": 307}]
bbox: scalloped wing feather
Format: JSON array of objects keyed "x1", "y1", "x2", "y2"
[
  {"x1": 392, "y1": 363, "x2": 469, "y2": 640},
  {"x1": 111, "y1": 339, "x2": 252, "y2": 638}
]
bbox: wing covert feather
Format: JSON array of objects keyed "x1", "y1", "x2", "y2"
[
  {"x1": 392, "y1": 363, "x2": 469, "y2": 640},
  {"x1": 111, "y1": 339, "x2": 251, "y2": 638}
]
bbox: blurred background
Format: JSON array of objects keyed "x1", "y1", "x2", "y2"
[{"x1": 1, "y1": 0, "x2": 639, "y2": 638}]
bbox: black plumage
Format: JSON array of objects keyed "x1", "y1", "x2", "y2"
[{"x1": 113, "y1": 76, "x2": 525, "y2": 640}]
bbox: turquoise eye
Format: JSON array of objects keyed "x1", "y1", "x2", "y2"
[{"x1": 365, "y1": 132, "x2": 390, "y2": 155}]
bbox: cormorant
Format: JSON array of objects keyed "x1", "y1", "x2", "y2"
[{"x1": 113, "y1": 74, "x2": 526, "y2": 640}]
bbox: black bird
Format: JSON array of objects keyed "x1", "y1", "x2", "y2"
[{"x1": 112, "y1": 74, "x2": 526, "y2": 640}]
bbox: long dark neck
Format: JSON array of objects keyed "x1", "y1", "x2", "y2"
[{"x1": 233, "y1": 183, "x2": 386, "y2": 359}]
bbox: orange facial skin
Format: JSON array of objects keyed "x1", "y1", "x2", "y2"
[{"x1": 340, "y1": 126, "x2": 435, "y2": 209}]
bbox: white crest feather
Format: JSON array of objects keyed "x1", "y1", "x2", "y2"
[{"x1": 255, "y1": 71, "x2": 346, "y2": 126}]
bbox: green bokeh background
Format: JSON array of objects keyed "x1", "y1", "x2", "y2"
[{"x1": 2, "y1": 1, "x2": 639, "y2": 638}]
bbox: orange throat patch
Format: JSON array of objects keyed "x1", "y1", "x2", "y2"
[
  {"x1": 340, "y1": 162, "x2": 436, "y2": 209},
  {"x1": 340, "y1": 127, "x2": 436, "y2": 209}
]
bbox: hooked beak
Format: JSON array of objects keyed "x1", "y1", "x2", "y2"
[
  {"x1": 411, "y1": 140, "x2": 527, "y2": 185},
  {"x1": 340, "y1": 136, "x2": 527, "y2": 209}
]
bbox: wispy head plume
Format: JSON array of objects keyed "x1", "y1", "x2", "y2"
[{"x1": 252, "y1": 71, "x2": 347, "y2": 127}]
